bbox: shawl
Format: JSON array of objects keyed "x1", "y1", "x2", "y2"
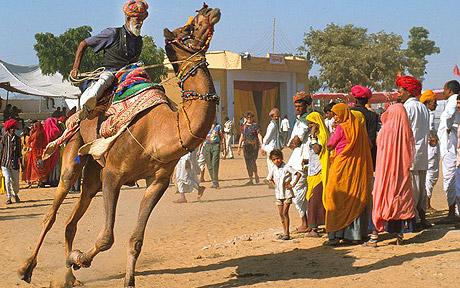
[
  {"x1": 372, "y1": 103, "x2": 416, "y2": 232},
  {"x1": 324, "y1": 103, "x2": 373, "y2": 232}
]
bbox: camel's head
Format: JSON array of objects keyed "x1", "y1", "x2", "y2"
[{"x1": 164, "y1": 3, "x2": 221, "y2": 62}]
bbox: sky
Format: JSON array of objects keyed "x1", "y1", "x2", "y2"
[{"x1": 1, "y1": 0, "x2": 459, "y2": 97}]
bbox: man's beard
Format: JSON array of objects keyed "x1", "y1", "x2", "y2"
[{"x1": 128, "y1": 22, "x2": 142, "y2": 36}]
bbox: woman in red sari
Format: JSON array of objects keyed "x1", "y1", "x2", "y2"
[{"x1": 26, "y1": 121, "x2": 48, "y2": 186}]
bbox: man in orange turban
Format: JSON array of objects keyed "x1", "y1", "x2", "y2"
[
  {"x1": 397, "y1": 75, "x2": 431, "y2": 229},
  {"x1": 420, "y1": 89, "x2": 439, "y2": 212}
]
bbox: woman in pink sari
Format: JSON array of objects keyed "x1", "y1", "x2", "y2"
[
  {"x1": 43, "y1": 117, "x2": 63, "y2": 186},
  {"x1": 371, "y1": 103, "x2": 416, "y2": 245}
]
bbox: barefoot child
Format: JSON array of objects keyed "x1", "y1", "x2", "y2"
[{"x1": 266, "y1": 149, "x2": 301, "y2": 240}]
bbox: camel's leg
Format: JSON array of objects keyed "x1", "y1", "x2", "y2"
[
  {"x1": 18, "y1": 134, "x2": 84, "y2": 283},
  {"x1": 64, "y1": 160, "x2": 102, "y2": 259},
  {"x1": 67, "y1": 168, "x2": 122, "y2": 269},
  {"x1": 124, "y1": 172, "x2": 172, "y2": 288}
]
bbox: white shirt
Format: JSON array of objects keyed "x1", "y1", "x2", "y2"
[
  {"x1": 223, "y1": 119, "x2": 233, "y2": 134},
  {"x1": 324, "y1": 118, "x2": 335, "y2": 134},
  {"x1": 266, "y1": 162, "x2": 297, "y2": 200},
  {"x1": 280, "y1": 118, "x2": 290, "y2": 132},
  {"x1": 262, "y1": 120, "x2": 282, "y2": 153},
  {"x1": 287, "y1": 115, "x2": 309, "y2": 171},
  {"x1": 428, "y1": 110, "x2": 436, "y2": 131},
  {"x1": 403, "y1": 97, "x2": 430, "y2": 170},
  {"x1": 308, "y1": 137, "x2": 322, "y2": 176},
  {"x1": 437, "y1": 94, "x2": 459, "y2": 158}
]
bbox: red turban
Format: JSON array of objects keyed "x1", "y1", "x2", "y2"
[
  {"x1": 396, "y1": 75, "x2": 422, "y2": 97},
  {"x1": 3, "y1": 119, "x2": 17, "y2": 131},
  {"x1": 351, "y1": 85, "x2": 372, "y2": 99},
  {"x1": 123, "y1": 0, "x2": 149, "y2": 20},
  {"x1": 293, "y1": 91, "x2": 311, "y2": 103}
]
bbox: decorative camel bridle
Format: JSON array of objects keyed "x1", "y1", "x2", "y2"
[{"x1": 165, "y1": 10, "x2": 220, "y2": 153}]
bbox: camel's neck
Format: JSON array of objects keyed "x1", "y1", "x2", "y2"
[{"x1": 176, "y1": 61, "x2": 217, "y2": 150}]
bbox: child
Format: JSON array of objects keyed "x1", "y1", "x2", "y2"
[
  {"x1": 266, "y1": 149, "x2": 301, "y2": 240},
  {"x1": 426, "y1": 131, "x2": 440, "y2": 211}
]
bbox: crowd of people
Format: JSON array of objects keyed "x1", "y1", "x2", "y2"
[
  {"x1": 174, "y1": 76, "x2": 460, "y2": 246},
  {"x1": 0, "y1": 107, "x2": 70, "y2": 204}
]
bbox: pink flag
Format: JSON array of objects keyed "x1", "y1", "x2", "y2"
[{"x1": 454, "y1": 65, "x2": 460, "y2": 77}]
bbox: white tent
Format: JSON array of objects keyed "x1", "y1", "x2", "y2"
[{"x1": 0, "y1": 59, "x2": 80, "y2": 99}]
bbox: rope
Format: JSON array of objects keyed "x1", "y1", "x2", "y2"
[
  {"x1": 126, "y1": 126, "x2": 167, "y2": 163},
  {"x1": 69, "y1": 49, "x2": 205, "y2": 85}
]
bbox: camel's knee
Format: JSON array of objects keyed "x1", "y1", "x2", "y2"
[
  {"x1": 95, "y1": 231, "x2": 115, "y2": 251},
  {"x1": 128, "y1": 236, "x2": 143, "y2": 258},
  {"x1": 42, "y1": 211, "x2": 57, "y2": 228}
]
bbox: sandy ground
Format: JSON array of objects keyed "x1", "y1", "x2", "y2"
[{"x1": 1, "y1": 149, "x2": 460, "y2": 288}]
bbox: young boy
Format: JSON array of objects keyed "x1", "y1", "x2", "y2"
[{"x1": 266, "y1": 149, "x2": 301, "y2": 240}]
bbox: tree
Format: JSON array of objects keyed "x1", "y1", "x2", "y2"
[
  {"x1": 405, "y1": 27, "x2": 440, "y2": 81},
  {"x1": 298, "y1": 24, "x2": 438, "y2": 92},
  {"x1": 298, "y1": 24, "x2": 406, "y2": 92},
  {"x1": 34, "y1": 26, "x2": 167, "y2": 82}
]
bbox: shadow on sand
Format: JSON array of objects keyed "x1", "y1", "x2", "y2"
[{"x1": 88, "y1": 226, "x2": 458, "y2": 287}]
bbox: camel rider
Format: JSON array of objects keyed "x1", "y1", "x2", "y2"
[{"x1": 69, "y1": 0, "x2": 149, "y2": 120}]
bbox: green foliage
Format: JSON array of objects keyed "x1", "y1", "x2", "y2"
[
  {"x1": 298, "y1": 24, "x2": 439, "y2": 92},
  {"x1": 140, "y1": 35, "x2": 168, "y2": 83},
  {"x1": 34, "y1": 26, "x2": 166, "y2": 82},
  {"x1": 405, "y1": 27, "x2": 440, "y2": 81},
  {"x1": 307, "y1": 75, "x2": 322, "y2": 93}
]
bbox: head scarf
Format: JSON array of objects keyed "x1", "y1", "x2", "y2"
[
  {"x1": 325, "y1": 103, "x2": 373, "y2": 232},
  {"x1": 372, "y1": 103, "x2": 415, "y2": 232},
  {"x1": 420, "y1": 89, "x2": 436, "y2": 103},
  {"x1": 305, "y1": 112, "x2": 330, "y2": 203},
  {"x1": 3, "y1": 119, "x2": 17, "y2": 131},
  {"x1": 123, "y1": 0, "x2": 149, "y2": 20},
  {"x1": 396, "y1": 75, "x2": 422, "y2": 97},
  {"x1": 293, "y1": 91, "x2": 310, "y2": 103},
  {"x1": 269, "y1": 107, "x2": 280, "y2": 117},
  {"x1": 351, "y1": 85, "x2": 372, "y2": 99},
  {"x1": 43, "y1": 118, "x2": 62, "y2": 143}
]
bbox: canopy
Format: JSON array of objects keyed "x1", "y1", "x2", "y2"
[
  {"x1": 313, "y1": 90, "x2": 444, "y2": 104},
  {"x1": 0, "y1": 59, "x2": 80, "y2": 99}
]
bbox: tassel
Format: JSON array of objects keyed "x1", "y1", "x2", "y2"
[{"x1": 74, "y1": 155, "x2": 81, "y2": 165}]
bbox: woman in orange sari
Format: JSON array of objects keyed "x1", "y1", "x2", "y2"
[
  {"x1": 324, "y1": 103, "x2": 373, "y2": 245},
  {"x1": 26, "y1": 121, "x2": 48, "y2": 186}
]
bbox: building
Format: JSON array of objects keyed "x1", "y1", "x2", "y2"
[{"x1": 162, "y1": 51, "x2": 309, "y2": 133}]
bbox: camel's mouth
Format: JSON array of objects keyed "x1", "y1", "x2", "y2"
[{"x1": 164, "y1": 4, "x2": 221, "y2": 53}]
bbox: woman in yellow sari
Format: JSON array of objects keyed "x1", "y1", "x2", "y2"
[
  {"x1": 324, "y1": 103, "x2": 373, "y2": 245},
  {"x1": 305, "y1": 112, "x2": 329, "y2": 237}
]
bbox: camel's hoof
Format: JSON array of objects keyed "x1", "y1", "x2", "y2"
[
  {"x1": 49, "y1": 267, "x2": 81, "y2": 288},
  {"x1": 66, "y1": 250, "x2": 92, "y2": 270},
  {"x1": 18, "y1": 257, "x2": 37, "y2": 283}
]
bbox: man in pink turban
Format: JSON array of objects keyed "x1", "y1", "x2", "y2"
[
  {"x1": 350, "y1": 85, "x2": 379, "y2": 170},
  {"x1": 396, "y1": 75, "x2": 431, "y2": 229},
  {"x1": 70, "y1": 0, "x2": 149, "y2": 120}
]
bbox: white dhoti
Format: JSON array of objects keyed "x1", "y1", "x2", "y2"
[
  {"x1": 426, "y1": 145, "x2": 439, "y2": 199},
  {"x1": 411, "y1": 170, "x2": 427, "y2": 220},
  {"x1": 292, "y1": 172, "x2": 307, "y2": 217},
  {"x1": 224, "y1": 133, "x2": 234, "y2": 158},
  {"x1": 442, "y1": 152, "x2": 457, "y2": 207},
  {"x1": 175, "y1": 152, "x2": 200, "y2": 194}
]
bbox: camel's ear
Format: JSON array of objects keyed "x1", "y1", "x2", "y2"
[
  {"x1": 163, "y1": 28, "x2": 175, "y2": 40},
  {"x1": 209, "y1": 9, "x2": 221, "y2": 25}
]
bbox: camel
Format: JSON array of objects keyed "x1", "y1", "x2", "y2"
[{"x1": 18, "y1": 4, "x2": 221, "y2": 287}]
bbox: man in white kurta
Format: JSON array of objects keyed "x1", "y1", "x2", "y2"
[
  {"x1": 397, "y1": 76, "x2": 430, "y2": 227},
  {"x1": 420, "y1": 90, "x2": 440, "y2": 211},
  {"x1": 174, "y1": 150, "x2": 205, "y2": 203},
  {"x1": 262, "y1": 108, "x2": 283, "y2": 175},
  {"x1": 286, "y1": 91, "x2": 311, "y2": 232},
  {"x1": 438, "y1": 80, "x2": 460, "y2": 220},
  {"x1": 280, "y1": 115, "x2": 290, "y2": 147},
  {"x1": 223, "y1": 117, "x2": 234, "y2": 159}
]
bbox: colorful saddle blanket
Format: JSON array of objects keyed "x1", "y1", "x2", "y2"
[{"x1": 43, "y1": 66, "x2": 169, "y2": 159}]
